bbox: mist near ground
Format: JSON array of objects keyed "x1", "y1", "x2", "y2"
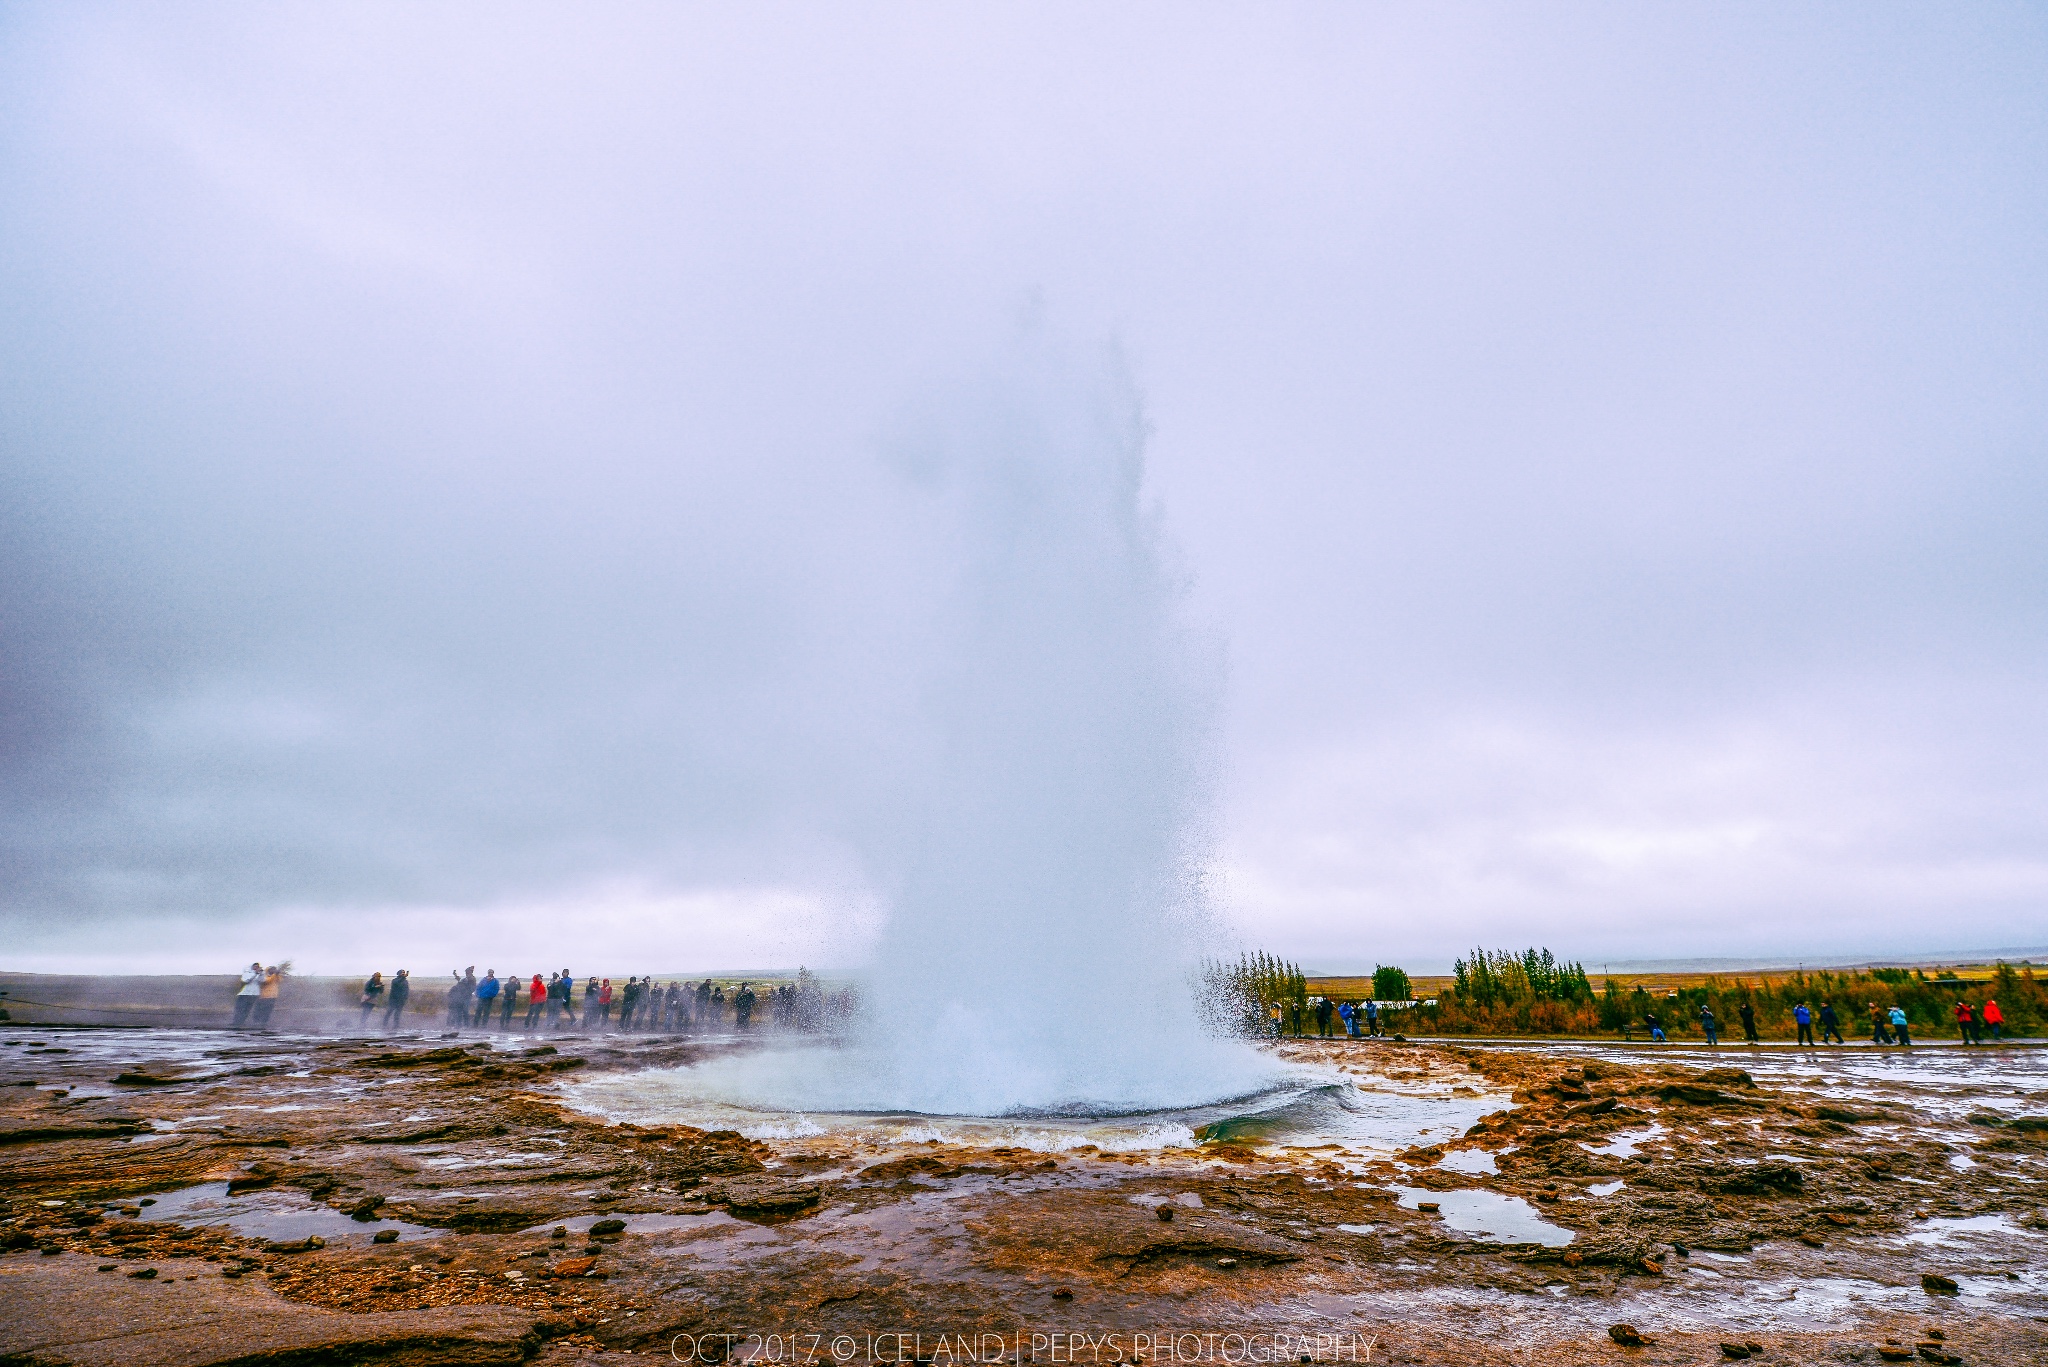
[{"x1": 2, "y1": 4, "x2": 2045, "y2": 974}]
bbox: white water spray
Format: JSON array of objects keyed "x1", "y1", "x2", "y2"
[{"x1": 644, "y1": 330, "x2": 1276, "y2": 1117}]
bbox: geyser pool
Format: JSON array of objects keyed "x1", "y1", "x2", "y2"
[{"x1": 563, "y1": 1043, "x2": 1508, "y2": 1154}]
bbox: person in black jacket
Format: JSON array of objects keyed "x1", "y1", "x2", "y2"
[
  {"x1": 1738, "y1": 1000, "x2": 1759, "y2": 1043},
  {"x1": 382, "y1": 969, "x2": 410, "y2": 1031},
  {"x1": 359, "y1": 972, "x2": 384, "y2": 1027},
  {"x1": 549, "y1": 970, "x2": 578, "y2": 1029},
  {"x1": 1818, "y1": 1001, "x2": 1844, "y2": 1045}
]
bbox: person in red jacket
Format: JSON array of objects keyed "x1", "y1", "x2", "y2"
[
  {"x1": 1954, "y1": 1000, "x2": 1979, "y2": 1045},
  {"x1": 525, "y1": 974, "x2": 546, "y2": 1030},
  {"x1": 1982, "y1": 998, "x2": 2005, "y2": 1042},
  {"x1": 598, "y1": 979, "x2": 614, "y2": 1030}
]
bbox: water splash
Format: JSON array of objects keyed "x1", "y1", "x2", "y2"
[{"x1": 693, "y1": 327, "x2": 1272, "y2": 1116}]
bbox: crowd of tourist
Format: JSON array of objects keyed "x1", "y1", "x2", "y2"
[
  {"x1": 227, "y1": 964, "x2": 2015, "y2": 1046},
  {"x1": 357, "y1": 967, "x2": 844, "y2": 1034},
  {"x1": 1274, "y1": 996, "x2": 1396, "y2": 1038},
  {"x1": 1637, "y1": 996, "x2": 2007, "y2": 1048},
  {"x1": 1266, "y1": 987, "x2": 2012, "y2": 1049},
  {"x1": 332, "y1": 966, "x2": 847, "y2": 1034},
  {"x1": 218, "y1": 963, "x2": 857, "y2": 1034}
]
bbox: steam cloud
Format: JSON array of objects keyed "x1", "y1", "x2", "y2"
[{"x1": 608, "y1": 327, "x2": 1273, "y2": 1116}]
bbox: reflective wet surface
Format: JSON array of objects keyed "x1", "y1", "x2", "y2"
[
  {"x1": 135, "y1": 1180, "x2": 447, "y2": 1244},
  {"x1": 1391, "y1": 1184, "x2": 1575, "y2": 1245},
  {"x1": 5, "y1": 1025, "x2": 2046, "y2": 1366}
]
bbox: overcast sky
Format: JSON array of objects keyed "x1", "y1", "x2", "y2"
[{"x1": 3, "y1": 3, "x2": 2045, "y2": 975}]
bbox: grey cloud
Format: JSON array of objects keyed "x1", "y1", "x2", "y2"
[{"x1": 2, "y1": 4, "x2": 2044, "y2": 967}]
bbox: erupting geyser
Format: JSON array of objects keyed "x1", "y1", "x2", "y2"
[
  {"x1": 633, "y1": 330, "x2": 1276, "y2": 1119},
  {"x1": 847, "y1": 332, "x2": 1274, "y2": 1115}
]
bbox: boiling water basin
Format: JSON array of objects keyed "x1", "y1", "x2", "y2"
[
  {"x1": 562, "y1": 1044, "x2": 1509, "y2": 1156},
  {"x1": 1393, "y1": 1186, "x2": 1574, "y2": 1246}
]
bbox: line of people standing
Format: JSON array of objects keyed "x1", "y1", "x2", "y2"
[
  {"x1": 1273, "y1": 997, "x2": 1393, "y2": 1038},
  {"x1": 1336, "y1": 999, "x2": 1386, "y2": 1037},
  {"x1": 358, "y1": 968, "x2": 760, "y2": 1034},
  {"x1": 1634, "y1": 996, "x2": 2009, "y2": 1048}
]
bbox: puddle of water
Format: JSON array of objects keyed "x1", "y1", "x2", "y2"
[
  {"x1": 1581, "y1": 1124, "x2": 1663, "y2": 1158},
  {"x1": 1335, "y1": 1223, "x2": 1377, "y2": 1235},
  {"x1": 1436, "y1": 1149, "x2": 1497, "y2": 1175},
  {"x1": 1729, "y1": 1275, "x2": 1919, "y2": 1323},
  {"x1": 1587, "y1": 1180, "x2": 1625, "y2": 1196},
  {"x1": 1480, "y1": 1041, "x2": 2048, "y2": 1133},
  {"x1": 1949, "y1": 1153, "x2": 1976, "y2": 1170},
  {"x1": 1904, "y1": 1213, "x2": 2039, "y2": 1246},
  {"x1": 520, "y1": 1211, "x2": 733, "y2": 1235},
  {"x1": 1392, "y1": 1186, "x2": 1573, "y2": 1246},
  {"x1": 136, "y1": 1181, "x2": 445, "y2": 1244},
  {"x1": 1128, "y1": 1193, "x2": 1204, "y2": 1208}
]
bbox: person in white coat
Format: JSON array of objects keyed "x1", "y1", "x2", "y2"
[{"x1": 232, "y1": 962, "x2": 262, "y2": 1027}]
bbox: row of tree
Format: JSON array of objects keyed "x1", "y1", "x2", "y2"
[
  {"x1": 1417, "y1": 950, "x2": 2044, "y2": 1039},
  {"x1": 1199, "y1": 953, "x2": 1417, "y2": 1037},
  {"x1": 1449, "y1": 947, "x2": 1594, "y2": 1007},
  {"x1": 1199, "y1": 951, "x2": 1309, "y2": 1035}
]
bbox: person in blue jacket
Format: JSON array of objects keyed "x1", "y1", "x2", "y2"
[{"x1": 474, "y1": 970, "x2": 500, "y2": 1031}]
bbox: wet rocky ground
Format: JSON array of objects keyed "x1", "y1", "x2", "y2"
[{"x1": 1, "y1": 1027, "x2": 2042, "y2": 1366}]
